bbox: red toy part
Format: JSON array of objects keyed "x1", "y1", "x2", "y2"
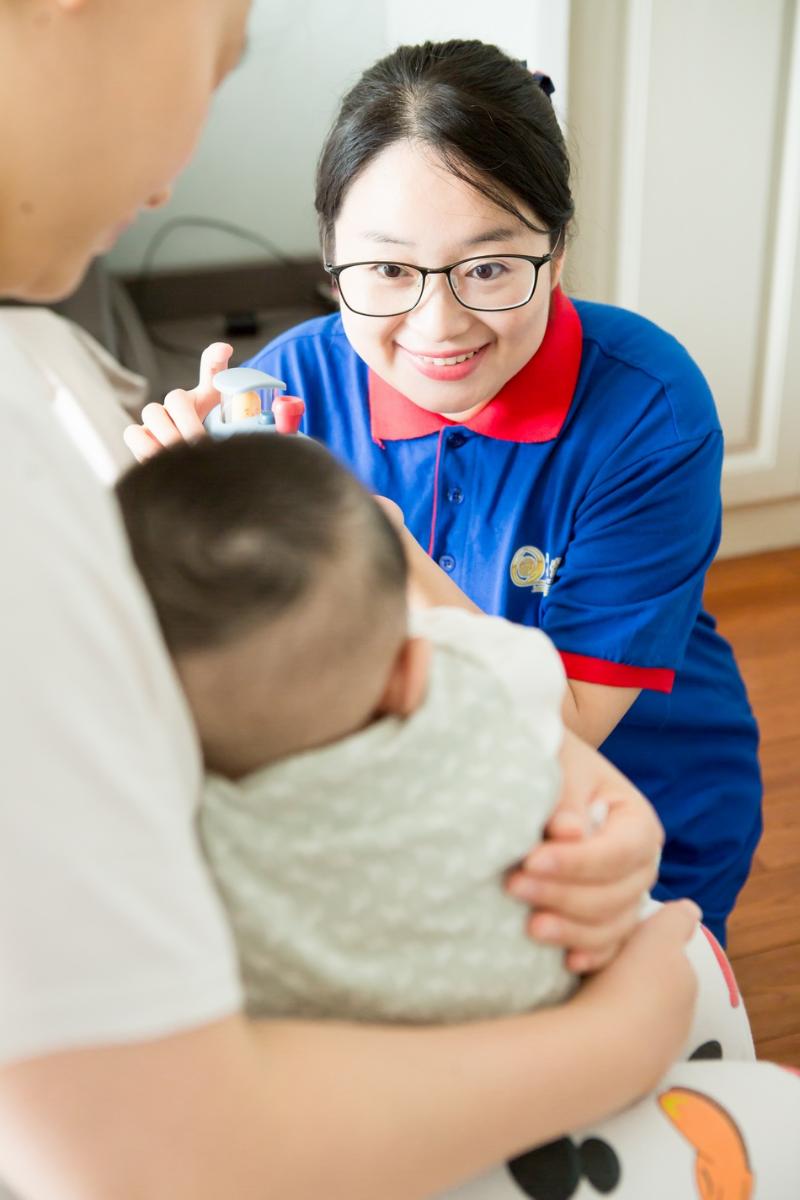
[{"x1": 273, "y1": 395, "x2": 305, "y2": 435}]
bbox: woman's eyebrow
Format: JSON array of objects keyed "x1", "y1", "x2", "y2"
[
  {"x1": 357, "y1": 225, "x2": 522, "y2": 250},
  {"x1": 463, "y1": 226, "x2": 522, "y2": 246},
  {"x1": 360, "y1": 231, "x2": 414, "y2": 247}
]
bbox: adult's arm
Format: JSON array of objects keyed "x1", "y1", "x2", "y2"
[{"x1": 0, "y1": 902, "x2": 700, "y2": 1200}]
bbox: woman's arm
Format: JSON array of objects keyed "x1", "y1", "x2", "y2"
[
  {"x1": 380, "y1": 509, "x2": 662, "y2": 970},
  {"x1": 561, "y1": 680, "x2": 640, "y2": 747},
  {"x1": 510, "y1": 728, "x2": 663, "y2": 972},
  {"x1": 392, "y1": 520, "x2": 638, "y2": 745},
  {"x1": 0, "y1": 903, "x2": 698, "y2": 1200}
]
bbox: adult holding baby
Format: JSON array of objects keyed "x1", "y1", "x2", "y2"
[
  {"x1": 0, "y1": 4, "x2": 716, "y2": 1200},
  {"x1": 130, "y1": 40, "x2": 762, "y2": 948},
  {"x1": 3, "y1": 5, "x2": 791, "y2": 1199}
]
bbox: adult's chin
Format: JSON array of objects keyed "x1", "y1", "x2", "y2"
[
  {"x1": 17, "y1": 252, "x2": 97, "y2": 305},
  {"x1": 402, "y1": 374, "x2": 491, "y2": 419}
]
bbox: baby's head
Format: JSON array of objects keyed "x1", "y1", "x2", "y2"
[{"x1": 116, "y1": 435, "x2": 428, "y2": 778}]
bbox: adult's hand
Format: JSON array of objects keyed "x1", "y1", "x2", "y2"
[
  {"x1": 507, "y1": 729, "x2": 664, "y2": 973},
  {"x1": 123, "y1": 342, "x2": 233, "y2": 462}
]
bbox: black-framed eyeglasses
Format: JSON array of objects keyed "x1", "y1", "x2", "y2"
[{"x1": 324, "y1": 251, "x2": 556, "y2": 318}]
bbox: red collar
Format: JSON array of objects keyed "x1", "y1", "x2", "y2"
[{"x1": 368, "y1": 288, "x2": 583, "y2": 444}]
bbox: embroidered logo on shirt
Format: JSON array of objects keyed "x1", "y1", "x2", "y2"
[{"x1": 509, "y1": 546, "x2": 562, "y2": 595}]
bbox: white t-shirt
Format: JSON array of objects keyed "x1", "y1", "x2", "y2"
[{"x1": 0, "y1": 323, "x2": 241, "y2": 1068}]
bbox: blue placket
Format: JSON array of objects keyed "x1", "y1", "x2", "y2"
[{"x1": 428, "y1": 428, "x2": 474, "y2": 587}]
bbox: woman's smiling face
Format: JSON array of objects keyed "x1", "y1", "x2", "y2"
[{"x1": 332, "y1": 140, "x2": 563, "y2": 420}]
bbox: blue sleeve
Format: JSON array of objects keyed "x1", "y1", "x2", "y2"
[{"x1": 541, "y1": 430, "x2": 723, "y2": 691}]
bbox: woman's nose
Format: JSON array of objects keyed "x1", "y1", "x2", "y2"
[{"x1": 406, "y1": 272, "x2": 473, "y2": 341}]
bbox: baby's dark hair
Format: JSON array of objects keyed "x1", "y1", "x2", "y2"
[{"x1": 115, "y1": 435, "x2": 407, "y2": 658}]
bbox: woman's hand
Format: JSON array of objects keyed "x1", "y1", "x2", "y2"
[
  {"x1": 123, "y1": 342, "x2": 233, "y2": 462},
  {"x1": 570, "y1": 899, "x2": 700, "y2": 1096},
  {"x1": 507, "y1": 729, "x2": 664, "y2": 973}
]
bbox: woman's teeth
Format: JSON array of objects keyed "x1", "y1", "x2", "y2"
[{"x1": 416, "y1": 350, "x2": 479, "y2": 366}]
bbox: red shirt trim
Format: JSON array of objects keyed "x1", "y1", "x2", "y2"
[
  {"x1": 427, "y1": 429, "x2": 445, "y2": 555},
  {"x1": 368, "y1": 287, "x2": 583, "y2": 444},
  {"x1": 559, "y1": 651, "x2": 676, "y2": 694}
]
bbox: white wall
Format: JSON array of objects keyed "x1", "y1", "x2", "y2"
[
  {"x1": 107, "y1": 0, "x2": 388, "y2": 273},
  {"x1": 386, "y1": 0, "x2": 570, "y2": 122},
  {"x1": 108, "y1": 0, "x2": 568, "y2": 274}
]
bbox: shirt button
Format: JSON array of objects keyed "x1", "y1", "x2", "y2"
[
  {"x1": 447, "y1": 487, "x2": 464, "y2": 504},
  {"x1": 447, "y1": 431, "x2": 467, "y2": 448},
  {"x1": 438, "y1": 554, "x2": 456, "y2": 572}
]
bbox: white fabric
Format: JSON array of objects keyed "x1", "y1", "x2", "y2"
[
  {"x1": 0, "y1": 306, "x2": 143, "y2": 483},
  {"x1": 202, "y1": 607, "x2": 574, "y2": 1023},
  {"x1": 0, "y1": 322, "x2": 241, "y2": 1069}
]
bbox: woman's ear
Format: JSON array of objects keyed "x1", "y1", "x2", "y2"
[
  {"x1": 376, "y1": 636, "x2": 431, "y2": 718},
  {"x1": 551, "y1": 250, "x2": 566, "y2": 290}
]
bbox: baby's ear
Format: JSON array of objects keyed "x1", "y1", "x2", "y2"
[{"x1": 376, "y1": 636, "x2": 431, "y2": 718}]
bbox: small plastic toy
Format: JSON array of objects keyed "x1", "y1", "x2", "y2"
[{"x1": 204, "y1": 367, "x2": 305, "y2": 437}]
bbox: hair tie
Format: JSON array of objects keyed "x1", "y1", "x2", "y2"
[{"x1": 532, "y1": 71, "x2": 555, "y2": 99}]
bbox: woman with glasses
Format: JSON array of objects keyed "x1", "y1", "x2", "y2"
[{"x1": 129, "y1": 39, "x2": 760, "y2": 954}]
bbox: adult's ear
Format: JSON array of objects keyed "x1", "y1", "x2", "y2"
[
  {"x1": 551, "y1": 248, "x2": 566, "y2": 291},
  {"x1": 375, "y1": 636, "x2": 431, "y2": 719}
]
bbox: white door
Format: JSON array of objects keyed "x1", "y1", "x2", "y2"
[{"x1": 568, "y1": 0, "x2": 800, "y2": 556}]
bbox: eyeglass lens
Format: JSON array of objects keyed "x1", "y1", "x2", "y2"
[{"x1": 336, "y1": 257, "x2": 538, "y2": 316}]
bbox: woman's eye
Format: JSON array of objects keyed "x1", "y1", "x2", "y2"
[
  {"x1": 469, "y1": 261, "x2": 506, "y2": 282},
  {"x1": 375, "y1": 263, "x2": 407, "y2": 280}
]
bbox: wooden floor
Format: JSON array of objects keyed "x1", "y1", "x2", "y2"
[{"x1": 704, "y1": 547, "x2": 800, "y2": 1065}]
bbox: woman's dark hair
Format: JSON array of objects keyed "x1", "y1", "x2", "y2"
[{"x1": 315, "y1": 40, "x2": 574, "y2": 256}]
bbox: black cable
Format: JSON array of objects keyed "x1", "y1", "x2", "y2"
[
  {"x1": 138, "y1": 215, "x2": 296, "y2": 277},
  {"x1": 136, "y1": 215, "x2": 299, "y2": 360}
]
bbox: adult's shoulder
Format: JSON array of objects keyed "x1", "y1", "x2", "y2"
[{"x1": 571, "y1": 298, "x2": 721, "y2": 442}]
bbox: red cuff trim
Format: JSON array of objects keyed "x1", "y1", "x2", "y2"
[{"x1": 559, "y1": 651, "x2": 675, "y2": 694}]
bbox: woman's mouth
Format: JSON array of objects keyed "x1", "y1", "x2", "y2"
[{"x1": 399, "y1": 343, "x2": 489, "y2": 381}]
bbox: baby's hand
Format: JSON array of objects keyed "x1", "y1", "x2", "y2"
[
  {"x1": 123, "y1": 343, "x2": 233, "y2": 462},
  {"x1": 571, "y1": 900, "x2": 700, "y2": 1097}
]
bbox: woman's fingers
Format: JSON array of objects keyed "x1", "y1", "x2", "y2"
[
  {"x1": 565, "y1": 946, "x2": 619, "y2": 974},
  {"x1": 163, "y1": 388, "x2": 207, "y2": 441},
  {"x1": 191, "y1": 342, "x2": 233, "y2": 419},
  {"x1": 526, "y1": 902, "x2": 641, "y2": 954},
  {"x1": 123, "y1": 423, "x2": 166, "y2": 463},
  {"x1": 138, "y1": 401, "x2": 185, "y2": 449},
  {"x1": 506, "y1": 862, "x2": 654, "y2": 924},
  {"x1": 523, "y1": 798, "x2": 662, "y2": 886}
]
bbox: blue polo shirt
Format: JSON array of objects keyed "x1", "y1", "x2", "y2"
[{"x1": 245, "y1": 290, "x2": 761, "y2": 941}]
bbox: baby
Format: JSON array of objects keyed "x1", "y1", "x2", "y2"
[{"x1": 116, "y1": 433, "x2": 577, "y2": 1023}]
